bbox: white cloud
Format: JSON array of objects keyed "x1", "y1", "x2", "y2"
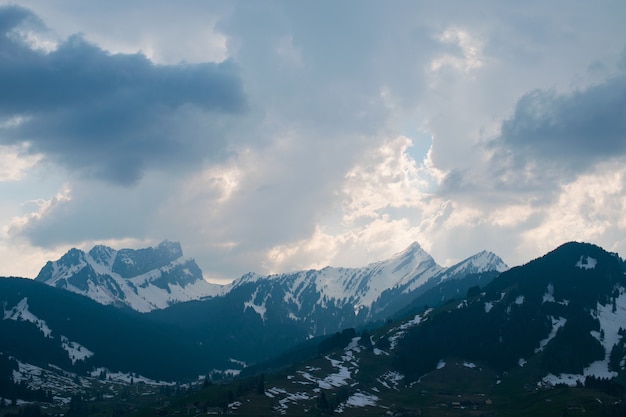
[
  {"x1": 2, "y1": 1, "x2": 626, "y2": 282},
  {"x1": 262, "y1": 136, "x2": 446, "y2": 272},
  {"x1": 4, "y1": 185, "x2": 71, "y2": 239},
  {"x1": 11, "y1": 1, "x2": 230, "y2": 65},
  {"x1": 0, "y1": 144, "x2": 41, "y2": 182},
  {"x1": 518, "y1": 161, "x2": 626, "y2": 260},
  {"x1": 341, "y1": 136, "x2": 434, "y2": 225},
  {"x1": 430, "y1": 27, "x2": 484, "y2": 74}
]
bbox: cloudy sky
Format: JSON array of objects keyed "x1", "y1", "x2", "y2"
[{"x1": 1, "y1": 1, "x2": 625, "y2": 283}]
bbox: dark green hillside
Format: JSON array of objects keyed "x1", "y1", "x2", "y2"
[
  {"x1": 393, "y1": 270, "x2": 500, "y2": 320},
  {"x1": 146, "y1": 281, "x2": 311, "y2": 367},
  {"x1": 488, "y1": 242, "x2": 626, "y2": 307},
  {"x1": 394, "y1": 242, "x2": 626, "y2": 382},
  {"x1": 0, "y1": 277, "x2": 202, "y2": 380}
]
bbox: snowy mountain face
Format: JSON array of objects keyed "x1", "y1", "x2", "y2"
[
  {"x1": 35, "y1": 240, "x2": 506, "y2": 323},
  {"x1": 35, "y1": 241, "x2": 220, "y2": 312},
  {"x1": 220, "y1": 242, "x2": 507, "y2": 334}
]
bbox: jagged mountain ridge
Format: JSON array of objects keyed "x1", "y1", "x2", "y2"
[
  {"x1": 35, "y1": 241, "x2": 508, "y2": 324},
  {"x1": 35, "y1": 240, "x2": 221, "y2": 312},
  {"x1": 222, "y1": 243, "x2": 508, "y2": 334}
]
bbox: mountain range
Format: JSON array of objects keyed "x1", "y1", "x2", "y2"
[
  {"x1": 35, "y1": 240, "x2": 507, "y2": 325},
  {"x1": 3, "y1": 239, "x2": 626, "y2": 416},
  {"x1": 1, "y1": 241, "x2": 506, "y2": 390},
  {"x1": 178, "y1": 241, "x2": 626, "y2": 416}
]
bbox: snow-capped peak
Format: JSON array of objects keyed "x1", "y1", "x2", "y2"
[
  {"x1": 88, "y1": 245, "x2": 117, "y2": 268},
  {"x1": 36, "y1": 241, "x2": 221, "y2": 312},
  {"x1": 437, "y1": 250, "x2": 508, "y2": 282},
  {"x1": 463, "y1": 250, "x2": 508, "y2": 273},
  {"x1": 222, "y1": 242, "x2": 445, "y2": 327}
]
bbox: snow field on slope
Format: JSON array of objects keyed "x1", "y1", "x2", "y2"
[
  {"x1": 43, "y1": 247, "x2": 220, "y2": 312},
  {"x1": 542, "y1": 288, "x2": 626, "y2": 386},
  {"x1": 3, "y1": 298, "x2": 52, "y2": 337},
  {"x1": 262, "y1": 336, "x2": 395, "y2": 414}
]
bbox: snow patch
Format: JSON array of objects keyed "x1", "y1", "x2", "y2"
[
  {"x1": 13, "y1": 361, "x2": 87, "y2": 399},
  {"x1": 586, "y1": 289, "x2": 626, "y2": 379},
  {"x1": 336, "y1": 391, "x2": 379, "y2": 412},
  {"x1": 543, "y1": 284, "x2": 555, "y2": 303},
  {"x1": 542, "y1": 373, "x2": 583, "y2": 387},
  {"x1": 535, "y1": 317, "x2": 567, "y2": 353},
  {"x1": 243, "y1": 288, "x2": 269, "y2": 321},
  {"x1": 3, "y1": 298, "x2": 52, "y2": 338},
  {"x1": 99, "y1": 370, "x2": 174, "y2": 385},
  {"x1": 576, "y1": 256, "x2": 597, "y2": 270},
  {"x1": 377, "y1": 371, "x2": 404, "y2": 390},
  {"x1": 541, "y1": 292, "x2": 626, "y2": 387},
  {"x1": 60, "y1": 336, "x2": 94, "y2": 364},
  {"x1": 228, "y1": 358, "x2": 247, "y2": 368},
  {"x1": 373, "y1": 347, "x2": 388, "y2": 356}
]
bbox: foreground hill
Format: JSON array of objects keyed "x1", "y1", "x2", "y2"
[
  {"x1": 394, "y1": 241, "x2": 626, "y2": 385},
  {"x1": 0, "y1": 277, "x2": 200, "y2": 381}
]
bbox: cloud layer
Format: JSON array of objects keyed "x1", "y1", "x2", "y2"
[
  {"x1": 0, "y1": 5, "x2": 246, "y2": 184},
  {"x1": 1, "y1": 1, "x2": 626, "y2": 281}
]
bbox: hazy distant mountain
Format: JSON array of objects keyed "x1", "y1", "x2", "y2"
[{"x1": 35, "y1": 240, "x2": 221, "y2": 312}]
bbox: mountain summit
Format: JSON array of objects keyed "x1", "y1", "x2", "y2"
[
  {"x1": 211, "y1": 242, "x2": 507, "y2": 335},
  {"x1": 395, "y1": 241, "x2": 626, "y2": 386},
  {"x1": 35, "y1": 240, "x2": 220, "y2": 312},
  {"x1": 36, "y1": 240, "x2": 507, "y2": 323}
]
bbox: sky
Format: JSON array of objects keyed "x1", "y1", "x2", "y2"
[{"x1": 1, "y1": 1, "x2": 626, "y2": 284}]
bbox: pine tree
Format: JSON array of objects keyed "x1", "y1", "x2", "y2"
[
  {"x1": 317, "y1": 392, "x2": 329, "y2": 412},
  {"x1": 227, "y1": 389, "x2": 234, "y2": 404},
  {"x1": 256, "y1": 374, "x2": 265, "y2": 395}
]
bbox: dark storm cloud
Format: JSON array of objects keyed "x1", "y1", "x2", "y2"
[
  {"x1": 0, "y1": 5, "x2": 246, "y2": 184},
  {"x1": 497, "y1": 75, "x2": 626, "y2": 163},
  {"x1": 442, "y1": 69, "x2": 626, "y2": 201}
]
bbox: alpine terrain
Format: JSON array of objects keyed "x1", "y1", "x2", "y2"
[
  {"x1": 34, "y1": 240, "x2": 221, "y2": 312},
  {"x1": 167, "y1": 241, "x2": 626, "y2": 416},
  {"x1": 1, "y1": 241, "x2": 626, "y2": 416}
]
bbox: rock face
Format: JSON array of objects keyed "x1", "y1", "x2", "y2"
[{"x1": 35, "y1": 240, "x2": 220, "y2": 312}]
